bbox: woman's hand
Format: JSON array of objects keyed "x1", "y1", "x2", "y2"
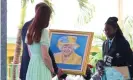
[
  {"x1": 51, "y1": 68, "x2": 56, "y2": 77},
  {"x1": 57, "y1": 68, "x2": 64, "y2": 77},
  {"x1": 51, "y1": 67, "x2": 55, "y2": 74}
]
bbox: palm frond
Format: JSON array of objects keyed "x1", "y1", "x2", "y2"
[
  {"x1": 129, "y1": 34, "x2": 133, "y2": 44},
  {"x1": 94, "y1": 34, "x2": 106, "y2": 42},
  {"x1": 123, "y1": 16, "x2": 133, "y2": 48},
  {"x1": 19, "y1": 0, "x2": 34, "y2": 29},
  {"x1": 30, "y1": 0, "x2": 34, "y2": 3},
  {"x1": 77, "y1": 0, "x2": 95, "y2": 25},
  {"x1": 124, "y1": 16, "x2": 133, "y2": 28},
  {"x1": 18, "y1": 0, "x2": 28, "y2": 29},
  {"x1": 21, "y1": 0, "x2": 27, "y2": 8}
]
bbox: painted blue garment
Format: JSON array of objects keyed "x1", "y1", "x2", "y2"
[{"x1": 104, "y1": 67, "x2": 124, "y2": 80}]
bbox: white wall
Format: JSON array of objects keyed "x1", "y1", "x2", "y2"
[{"x1": 7, "y1": 0, "x2": 119, "y2": 38}]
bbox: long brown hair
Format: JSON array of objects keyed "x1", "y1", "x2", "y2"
[{"x1": 27, "y1": 3, "x2": 51, "y2": 45}]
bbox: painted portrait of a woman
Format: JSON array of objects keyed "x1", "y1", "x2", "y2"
[{"x1": 54, "y1": 36, "x2": 82, "y2": 65}]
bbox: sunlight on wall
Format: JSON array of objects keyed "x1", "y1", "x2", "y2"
[
  {"x1": 123, "y1": 0, "x2": 133, "y2": 17},
  {"x1": 7, "y1": 0, "x2": 21, "y2": 38},
  {"x1": 7, "y1": 0, "x2": 119, "y2": 38},
  {"x1": 50, "y1": 0, "x2": 79, "y2": 30}
]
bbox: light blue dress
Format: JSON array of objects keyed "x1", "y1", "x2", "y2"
[{"x1": 25, "y1": 29, "x2": 52, "y2": 80}]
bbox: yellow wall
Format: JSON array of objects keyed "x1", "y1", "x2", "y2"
[
  {"x1": 7, "y1": 43, "x2": 100, "y2": 79},
  {"x1": 7, "y1": 43, "x2": 22, "y2": 64},
  {"x1": 7, "y1": 43, "x2": 22, "y2": 80},
  {"x1": 7, "y1": 43, "x2": 16, "y2": 64},
  {"x1": 7, "y1": 43, "x2": 100, "y2": 64}
]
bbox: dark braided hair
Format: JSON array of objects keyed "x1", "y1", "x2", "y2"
[{"x1": 105, "y1": 17, "x2": 124, "y2": 38}]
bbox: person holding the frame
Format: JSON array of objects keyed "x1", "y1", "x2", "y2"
[
  {"x1": 102, "y1": 17, "x2": 133, "y2": 79},
  {"x1": 20, "y1": 2, "x2": 67, "y2": 80}
]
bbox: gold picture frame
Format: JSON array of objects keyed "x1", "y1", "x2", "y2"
[{"x1": 49, "y1": 29, "x2": 94, "y2": 75}]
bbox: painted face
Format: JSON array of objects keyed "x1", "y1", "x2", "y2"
[
  {"x1": 104, "y1": 24, "x2": 117, "y2": 38},
  {"x1": 61, "y1": 44, "x2": 74, "y2": 56}
]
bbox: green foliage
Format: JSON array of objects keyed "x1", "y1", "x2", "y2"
[
  {"x1": 93, "y1": 34, "x2": 106, "y2": 47},
  {"x1": 30, "y1": 0, "x2": 34, "y2": 3},
  {"x1": 19, "y1": 0, "x2": 35, "y2": 29},
  {"x1": 19, "y1": 0, "x2": 96, "y2": 28},
  {"x1": 18, "y1": 0, "x2": 28, "y2": 29},
  {"x1": 77, "y1": 0, "x2": 95, "y2": 25},
  {"x1": 21, "y1": 0, "x2": 34, "y2": 8},
  {"x1": 90, "y1": 34, "x2": 105, "y2": 66},
  {"x1": 94, "y1": 33, "x2": 106, "y2": 42},
  {"x1": 123, "y1": 16, "x2": 133, "y2": 48},
  {"x1": 18, "y1": 6, "x2": 27, "y2": 29},
  {"x1": 21, "y1": 0, "x2": 27, "y2": 8},
  {"x1": 89, "y1": 52, "x2": 103, "y2": 67},
  {"x1": 91, "y1": 52, "x2": 97, "y2": 56},
  {"x1": 21, "y1": 0, "x2": 95, "y2": 26}
]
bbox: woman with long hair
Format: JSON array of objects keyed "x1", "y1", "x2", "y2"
[{"x1": 25, "y1": 3, "x2": 54, "y2": 80}]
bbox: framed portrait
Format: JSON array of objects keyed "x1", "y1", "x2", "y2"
[{"x1": 49, "y1": 29, "x2": 94, "y2": 75}]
